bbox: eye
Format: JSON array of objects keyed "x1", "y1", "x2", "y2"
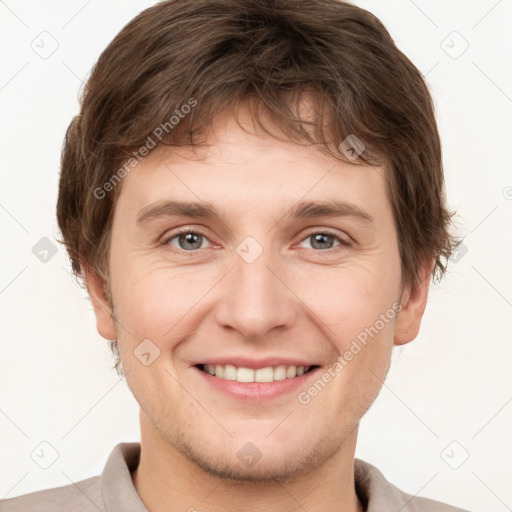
[
  {"x1": 162, "y1": 228, "x2": 351, "y2": 253},
  {"x1": 164, "y1": 229, "x2": 211, "y2": 251},
  {"x1": 298, "y1": 231, "x2": 350, "y2": 251}
]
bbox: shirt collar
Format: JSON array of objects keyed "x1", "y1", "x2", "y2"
[{"x1": 101, "y1": 442, "x2": 147, "y2": 511}]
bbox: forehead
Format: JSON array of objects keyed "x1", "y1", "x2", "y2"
[{"x1": 113, "y1": 108, "x2": 390, "y2": 226}]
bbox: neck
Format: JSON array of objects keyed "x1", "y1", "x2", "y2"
[{"x1": 132, "y1": 413, "x2": 364, "y2": 512}]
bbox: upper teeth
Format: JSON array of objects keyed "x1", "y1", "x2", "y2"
[{"x1": 202, "y1": 364, "x2": 310, "y2": 382}]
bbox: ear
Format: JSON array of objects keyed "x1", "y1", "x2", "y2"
[
  {"x1": 394, "y1": 260, "x2": 433, "y2": 346},
  {"x1": 82, "y1": 261, "x2": 117, "y2": 341}
]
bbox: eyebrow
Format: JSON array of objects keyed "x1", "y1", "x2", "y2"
[{"x1": 136, "y1": 199, "x2": 374, "y2": 225}]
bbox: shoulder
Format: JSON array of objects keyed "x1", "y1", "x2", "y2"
[
  {"x1": 0, "y1": 475, "x2": 104, "y2": 512},
  {"x1": 354, "y1": 458, "x2": 471, "y2": 512},
  {"x1": 0, "y1": 442, "x2": 142, "y2": 512}
]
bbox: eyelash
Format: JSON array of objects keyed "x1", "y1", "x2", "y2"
[{"x1": 162, "y1": 227, "x2": 352, "y2": 252}]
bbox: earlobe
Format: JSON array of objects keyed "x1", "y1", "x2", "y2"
[
  {"x1": 394, "y1": 261, "x2": 433, "y2": 346},
  {"x1": 82, "y1": 261, "x2": 117, "y2": 341}
]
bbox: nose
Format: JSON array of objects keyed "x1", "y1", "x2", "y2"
[{"x1": 214, "y1": 246, "x2": 298, "y2": 341}]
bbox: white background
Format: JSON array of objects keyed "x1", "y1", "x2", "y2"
[{"x1": 0, "y1": 1, "x2": 511, "y2": 511}]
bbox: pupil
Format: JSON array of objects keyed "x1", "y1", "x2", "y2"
[
  {"x1": 180, "y1": 233, "x2": 202, "y2": 250},
  {"x1": 312, "y1": 233, "x2": 333, "y2": 249}
]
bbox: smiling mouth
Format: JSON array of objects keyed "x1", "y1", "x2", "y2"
[{"x1": 196, "y1": 363, "x2": 320, "y2": 383}]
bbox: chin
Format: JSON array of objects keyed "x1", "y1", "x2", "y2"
[{"x1": 170, "y1": 426, "x2": 339, "y2": 484}]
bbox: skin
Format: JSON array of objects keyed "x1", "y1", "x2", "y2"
[{"x1": 85, "y1": 102, "x2": 431, "y2": 512}]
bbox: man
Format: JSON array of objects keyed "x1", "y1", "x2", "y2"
[{"x1": 1, "y1": 0, "x2": 469, "y2": 510}]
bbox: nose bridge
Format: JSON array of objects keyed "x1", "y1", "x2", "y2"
[{"x1": 214, "y1": 238, "x2": 296, "y2": 339}]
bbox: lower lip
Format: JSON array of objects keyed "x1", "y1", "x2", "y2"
[{"x1": 193, "y1": 366, "x2": 321, "y2": 401}]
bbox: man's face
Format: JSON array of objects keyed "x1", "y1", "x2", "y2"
[{"x1": 96, "y1": 106, "x2": 409, "y2": 481}]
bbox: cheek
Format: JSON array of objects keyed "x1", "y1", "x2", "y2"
[
  {"x1": 297, "y1": 260, "x2": 400, "y2": 337},
  {"x1": 292, "y1": 259, "x2": 400, "y2": 392},
  {"x1": 320, "y1": 305, "x2": 396, "y2": 420},
  {"x1": 111, "y1": 259, "x2": 218, "y2": 343}
]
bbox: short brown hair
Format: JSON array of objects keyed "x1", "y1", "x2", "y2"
[{"x1": 57, "y1": 0, "x2": 460, "y2": 367}]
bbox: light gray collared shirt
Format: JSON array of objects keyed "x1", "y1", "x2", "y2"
[{"x1": 0, "y1": 442, "x2": 470, "y2": 511}]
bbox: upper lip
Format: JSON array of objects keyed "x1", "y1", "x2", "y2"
[{"x1": 193, "y1": 356, "x2": 321, "y2": 369}]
